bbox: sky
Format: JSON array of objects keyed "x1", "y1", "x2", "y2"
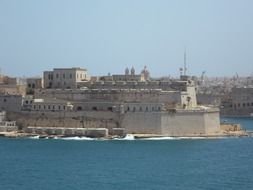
[{"x1": 0, "y1": 0, "x2": 253, "y2": 78}]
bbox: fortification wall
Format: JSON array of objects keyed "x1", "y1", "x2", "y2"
[
  {"x1": 203, "y1": 111, "x2": 220, "y2": 134},
  {"x1": 161, "y1": 112, "x2": 206, "y2": 136},
  {"x1": 160, "y1": 110, "x2": 219, "y2": 136},
  {"x1": 121, "y1": 112, "x2": 162, "y2": 134},
  {"x1": 7, "y1": 108, "x2": 220, "y2": 136},
  {"x1": 7, "y1": 111, "x2": 119, "y2": 133},
  {"x1": 122, "y1": 109, "x2": 220, "y2": 136},
  {"x1": 35, "y1": 89, "x2": 184, "y2": 105}
]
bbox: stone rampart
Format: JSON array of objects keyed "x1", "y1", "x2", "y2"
[{"x1": 25, "y1": 127, "x2": 108, "y2": 137}]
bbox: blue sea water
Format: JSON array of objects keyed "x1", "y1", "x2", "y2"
[{"x1": 1, "y1": 118, "x2": 253, "y2": 190}]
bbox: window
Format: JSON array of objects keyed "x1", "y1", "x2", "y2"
[
  {"x1": 53, "y1": 105, "x2": 55, "y2": 110},
  {"x1": 243, "y1": 103, "x2": 245, "y2": 107},
  {"x1": 32, "y1": 84, "x2": 35, "y2": 88},
  {"x1": 44, "y1": 105, "x2": 46, "y2": 109},
  {"x1": 34, "y1": 105, "x2": 36, "y2": 109},
  {"x1": 251, "y1": 103, "x2": 253, "y2": 106},
  {"x1": 39, "y1": 105, "x2": 41, "y2": 109},
  {"x1": 158, "y1": 107, "x2": 161, "y2": 111},
  {"x1": 63, "y1": 106, "x2": 66, "y2": 110},
  {"x1": 3, "y1": 99, "x2": 6, "y2": 102},
  {"x1": 28, "y1": 84, "x2": 31, "y2": 88},
  {"x1": 48, "y1": 74, "x2": 50, "y2": 80},
  {"x1": 58, "y1": 105, "x2": 61, "y2": 110},
  {"x1": 56, "y1": 74, "x2": 59, "y2": 78},
  {"x1": 139, "y1": 107, "x2": 142, "y2": 111},
  {"x1": 238, "y1": 103, "x2": 240, "y2": 107},
  {"x1": 133, "y1": 107, "x2": 136, "y2": 112},
  {"x1": 63, "y1": 74, "x2": 65, "y2": 78},
  {"x1": 70, "y1": 74, "x2": 72, "y2": 79},
  {"x1": 146, "y1": 107, "x2": 148, "y2": 111},
  {"x1": 247, "y1": 103, "x2": 250, "y2": 106},
  {"x1": 77, "y1": 74, "x2": 79, "y2": 78},
  {"x1": 48, "y1": 105, "x2": 50, "y2": 109},
  {"x1": 92, "y1": 106, "x2": 97, "y2": 111}
]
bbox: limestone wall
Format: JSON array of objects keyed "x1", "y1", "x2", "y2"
[
  {"x1": 7, "y1": 111, "x2": 119, "y2": 133},
  {"x1": 35, "y1": 89, "x2": 184, "y2": 106},
  {"x1": 0, "y1": 94, "x2": 22, "y2": 112},
  {"x1": 121, "y1": 112, "x2": 162, "y2": 134},
  {"x1": 161, "y1": 112, "x2": 206, "y2": 136},
  {"x1": 122, "y1": 109, "x2": 220, "y2": 136},
  {"x1": 25, "y1": 127, "x2": 108, "y2": 137},
  {"x1": 203, "y1": 111, "x2": 220, "y2": 134},
  {"x1": 7, "y1": 108, "x2": 220, "y2": 136}
]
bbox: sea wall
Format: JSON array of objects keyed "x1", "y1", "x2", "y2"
[
  {"x1": 161, "y1": 110, "x2": 220, "y2": 136},
  {"x1": 7, "y1": 111, "x2": 119, "y2": 134},
  {"x1": 122, "y1": 109, "x2": 220, "y2": 136},
  {"x1": 25, "y1": 127, "x2": 108, "y2": 137},
  {"x1": 7, "y1": 108, "x2": 221, "y2": 136},
  {"x1": 121, "y1": 112, "x2": 162, "y2": 134}
]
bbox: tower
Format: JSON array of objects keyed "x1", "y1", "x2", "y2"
[
  {"x1": 131, "y1": 67, "x2": 135, "y2": 75},
  {"x1": 125, "y1": 67, "x2": 129, "y2": 75}
]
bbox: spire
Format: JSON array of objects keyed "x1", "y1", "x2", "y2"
[
  {"x1": 125, "y1": 67, "x2": 129, "y2": 75},
  {"x1": 131, "y1": 66, "x2": 135, "y2": 75}
]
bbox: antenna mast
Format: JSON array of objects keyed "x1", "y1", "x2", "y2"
[{"x1": 184, "y1": 48, "x2": 187, "y2": 75}]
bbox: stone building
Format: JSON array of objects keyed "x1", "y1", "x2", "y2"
[
  {"x1": 44, "y1": 67, "x2": 90, "y2": 89},
  {"x1": 0, "y1": 94, "x2": 23, "y2": 112},
  {"x1": 26, "y1": 78, "x2": 43, "y2": 94},
  {"x1": 31, "y1": 99, "x2": 73, "y2": 112},
  {"x1": 0, "y1": 76, "x2": 27, "y2": 96},
  {"x1": 221, "y1": 87, "x2": 253, "y2": 116},
  {"x1": 99, "y1": 67, "x2": 147, "y2": 82}
]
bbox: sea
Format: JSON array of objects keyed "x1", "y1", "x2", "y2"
[{"x1": 0, "y1": 117, "x2": 253, "y2": 190}]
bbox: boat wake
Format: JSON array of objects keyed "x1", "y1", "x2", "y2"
[
  {"x1": 60, "y1": 136, "x2": 95, "y2": 141},
  {"x1": 114, "y1": 134, "x2": 135, "y2": 140},
  {"x1": 27, "y1": 134, "x2": 226, "y2": 141}
]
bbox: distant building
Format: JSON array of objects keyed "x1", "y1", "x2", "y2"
[
  {"x1": 0, "y1": 75, "x2": 27, "y2": 96},
  {"x1": 0, "y1": 94, "x2": 23, "y2": 112},
  {"x1": 43, "y1": 67, "x2": 90, "y2": 89},
  {"x1": 26, "y1": 78, "x2": 43, "y2": 94},
  {"x1": 100, "y1": 66, "x2": 149, "y2": 82},
  {"x1": 221, "y1": 86, "x2": 253, "y2": 116},
  {"x1": 231, "y1": 87, "x2": 253, "y2": 115}
]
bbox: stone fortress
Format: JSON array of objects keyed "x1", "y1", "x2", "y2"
[{"x1": 1, "y1": 66, "x2": 223, "y2": 137}]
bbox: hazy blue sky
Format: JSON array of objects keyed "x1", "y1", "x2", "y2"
[{"x1": 0, "y1": 0, "x2": 253, "y2": 77}]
